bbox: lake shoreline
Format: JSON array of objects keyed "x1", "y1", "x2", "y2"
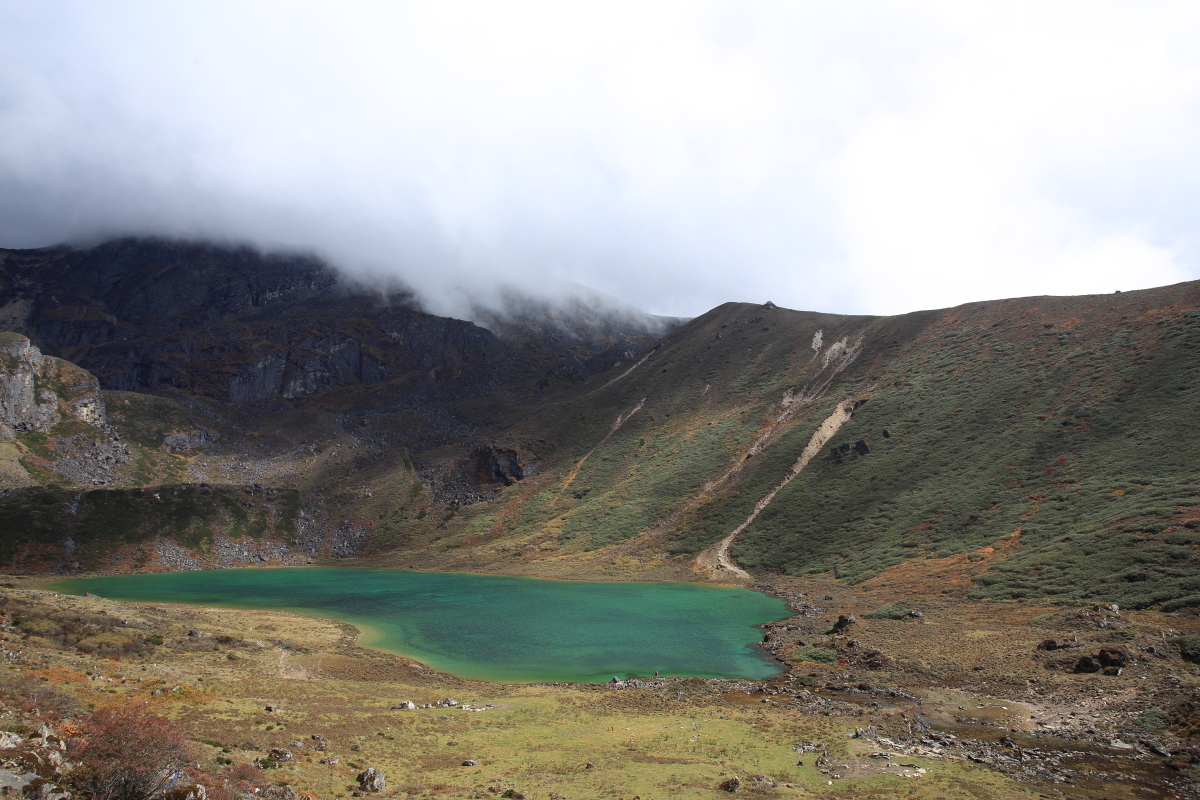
[{"x1": 48, "y1": 566, "x2": 790, "y2": 684}]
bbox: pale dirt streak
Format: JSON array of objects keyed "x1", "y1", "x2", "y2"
[
  {"x1": 602, "y1": 334, "x2": 864, "y2": 561},
  {"x1": 694, "y1": 398, "x2": 859, "y2": 582},
  {"x1": 555, "y1": 397, "x2": 646, "y2": 499},
  {"x1": 603, "y1": 353, "x2": 651, "y2": 387}
]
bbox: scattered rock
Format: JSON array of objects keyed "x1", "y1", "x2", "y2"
[
  {"x1": 268, "y1": 748, "x2": 292, "y2": 763},
  {"x1": 391, "y1": 701, "x2": 416, "y2": 710}
]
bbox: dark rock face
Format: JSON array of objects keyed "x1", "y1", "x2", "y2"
[
  {"x1": 1072, "y1": 655, "x2": 1102, "y2": 674},
  {"x1": 1, "y1": 238, "x2": 338, "y2": 347},
  {"x1": 473, "y1": 447, "x2": 538, "y2": 486},
  {"x1": 1, "y1": 238, "x2": 668, "y2": 407}
]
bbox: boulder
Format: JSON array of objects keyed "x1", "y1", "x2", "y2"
[
  {"x1": 1098, "y1": 647, "x2": 1129, "y2": 669},
  {"x1": 163, "y1": 786, "x2": 208, "y2": 800},
  {"x1": 268, "y1": 748, "x2": 292, "y2": 762},
  {"x1": 462, "y1": 759, "x2": 478, "y2": 766},
  {"x1": 391, "y1": 701, "x2": 416, "y2": 710},
  {"x1": 831, "y1": 615, "x2": 856, "y2": 632},
  {"x1": 719, "y1": 776, "x2": 742, "y2": 792},
  {"x1": 0, "y1": 731, "x2": 22, "y2": 749},
  {"x1": 1073, "y1": 656, "x2": 1102, "y2": 674},
  {"x1": 358, "y1": 768, "x2": 386, "y2": 793}
]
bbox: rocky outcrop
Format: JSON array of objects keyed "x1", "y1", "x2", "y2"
[
  {"x1": 0, "y1": 332, "x2": 108, "y2": 440},
  {"x1": 358, "y1": 768, "x2": 386, "y2": 793},
  {"x1": 473, "y1": 446, "x2": 539, "y2": 486}
]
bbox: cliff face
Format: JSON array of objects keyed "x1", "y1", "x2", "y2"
[
  {"x1": 0, "y1": 332, "x2": 108, "y2": 440},
  {"x1": 0, "y1": 239, "x2": 668, "y2": 406},
  {"x1": 0, "y1": 238, "x2": 337, "y2": 348}
]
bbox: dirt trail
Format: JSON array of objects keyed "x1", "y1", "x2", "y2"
[
  {"x1": 694, "y1": 397, "x2": 859, "y2": 581},
  {"x1": 601, "y1": 334, "x2": 865, "y2": 561},
  {"x1": 556, "y1": 397, "x2": 646, "y2": 498},
  {"x1": 602, "y1": 352, "x2": 651, "y2": 387}
]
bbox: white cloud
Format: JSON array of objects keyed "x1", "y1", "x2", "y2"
[{"x1": 1, "y1": 0, "x2": 1198, "y2": 318}]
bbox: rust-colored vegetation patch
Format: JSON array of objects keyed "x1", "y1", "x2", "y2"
[{"x1": 859, "y1": 531, "x2": 1023, "y2": 599}]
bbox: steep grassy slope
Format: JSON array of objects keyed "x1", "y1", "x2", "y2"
[
  {"x1": 400, "y1": 283, "x2": 1200, "y2": 609},
  {"x1": 730, "y1": 290, "x2": 1200, "y2": 608}
]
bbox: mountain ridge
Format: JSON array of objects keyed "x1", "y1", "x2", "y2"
[{"x1": 1, "y1": 238, "x2": 1199, "y2": 613}]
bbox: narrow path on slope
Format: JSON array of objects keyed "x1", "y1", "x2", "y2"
[
  {"x1": 693, "y1": 397, "x2": 860, "y2": 581},
  {"x1": 555, "y1": 397, "x2": 646, "y2": 499},
  {"x1": 603, "y1": 352, "x2": 651, "y2": 387}
]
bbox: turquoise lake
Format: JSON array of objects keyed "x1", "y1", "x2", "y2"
[{"x1": 49, "y1": 568, "x2": 789, "y2": 683}]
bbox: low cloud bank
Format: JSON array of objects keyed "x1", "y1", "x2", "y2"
[{"x1": 2, "y1": 2, "x2": 1198, "y2": 318}]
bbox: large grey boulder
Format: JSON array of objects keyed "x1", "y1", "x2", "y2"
[{"x1": 358, "y1": 768, "x2": 386, "y2": 793}]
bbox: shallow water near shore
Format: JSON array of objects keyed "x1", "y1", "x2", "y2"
[{"x1": 49, "y1": 568, "x2": 788, "y2": 683}]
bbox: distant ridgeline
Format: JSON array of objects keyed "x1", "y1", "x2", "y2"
[{"x1": 3, "y1": 237, "x2": 1200, "y2": 610}]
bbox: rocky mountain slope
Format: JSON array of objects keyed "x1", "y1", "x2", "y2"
[{"x1": 2, "y1": 238, "x2": 1200, "y2": 614}]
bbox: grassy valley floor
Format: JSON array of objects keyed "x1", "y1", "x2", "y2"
[{"x1": 2, "y1": 574, "x2": 1199, "y2": 799}]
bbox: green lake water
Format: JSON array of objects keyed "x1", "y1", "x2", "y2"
[{"x1": 49, "y1": 568, "x2": 788, "y2": 683}]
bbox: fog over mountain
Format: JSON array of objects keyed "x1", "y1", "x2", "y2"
[{"x1": 3, "y1": 1, "x2": 1200, "y2": 320}]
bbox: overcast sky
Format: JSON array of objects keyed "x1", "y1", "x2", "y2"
[{"x1": 2, "y1": 1, "x2": 1199, "y2": 319}]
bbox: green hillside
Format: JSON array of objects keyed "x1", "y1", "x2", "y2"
[{"x1": 412, "y1": 282, "x2": 1200, "y2": 609}]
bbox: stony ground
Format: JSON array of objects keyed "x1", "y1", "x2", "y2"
[{"x1": 2, "y1": 573, "x2": 1200, "y2": 799}]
